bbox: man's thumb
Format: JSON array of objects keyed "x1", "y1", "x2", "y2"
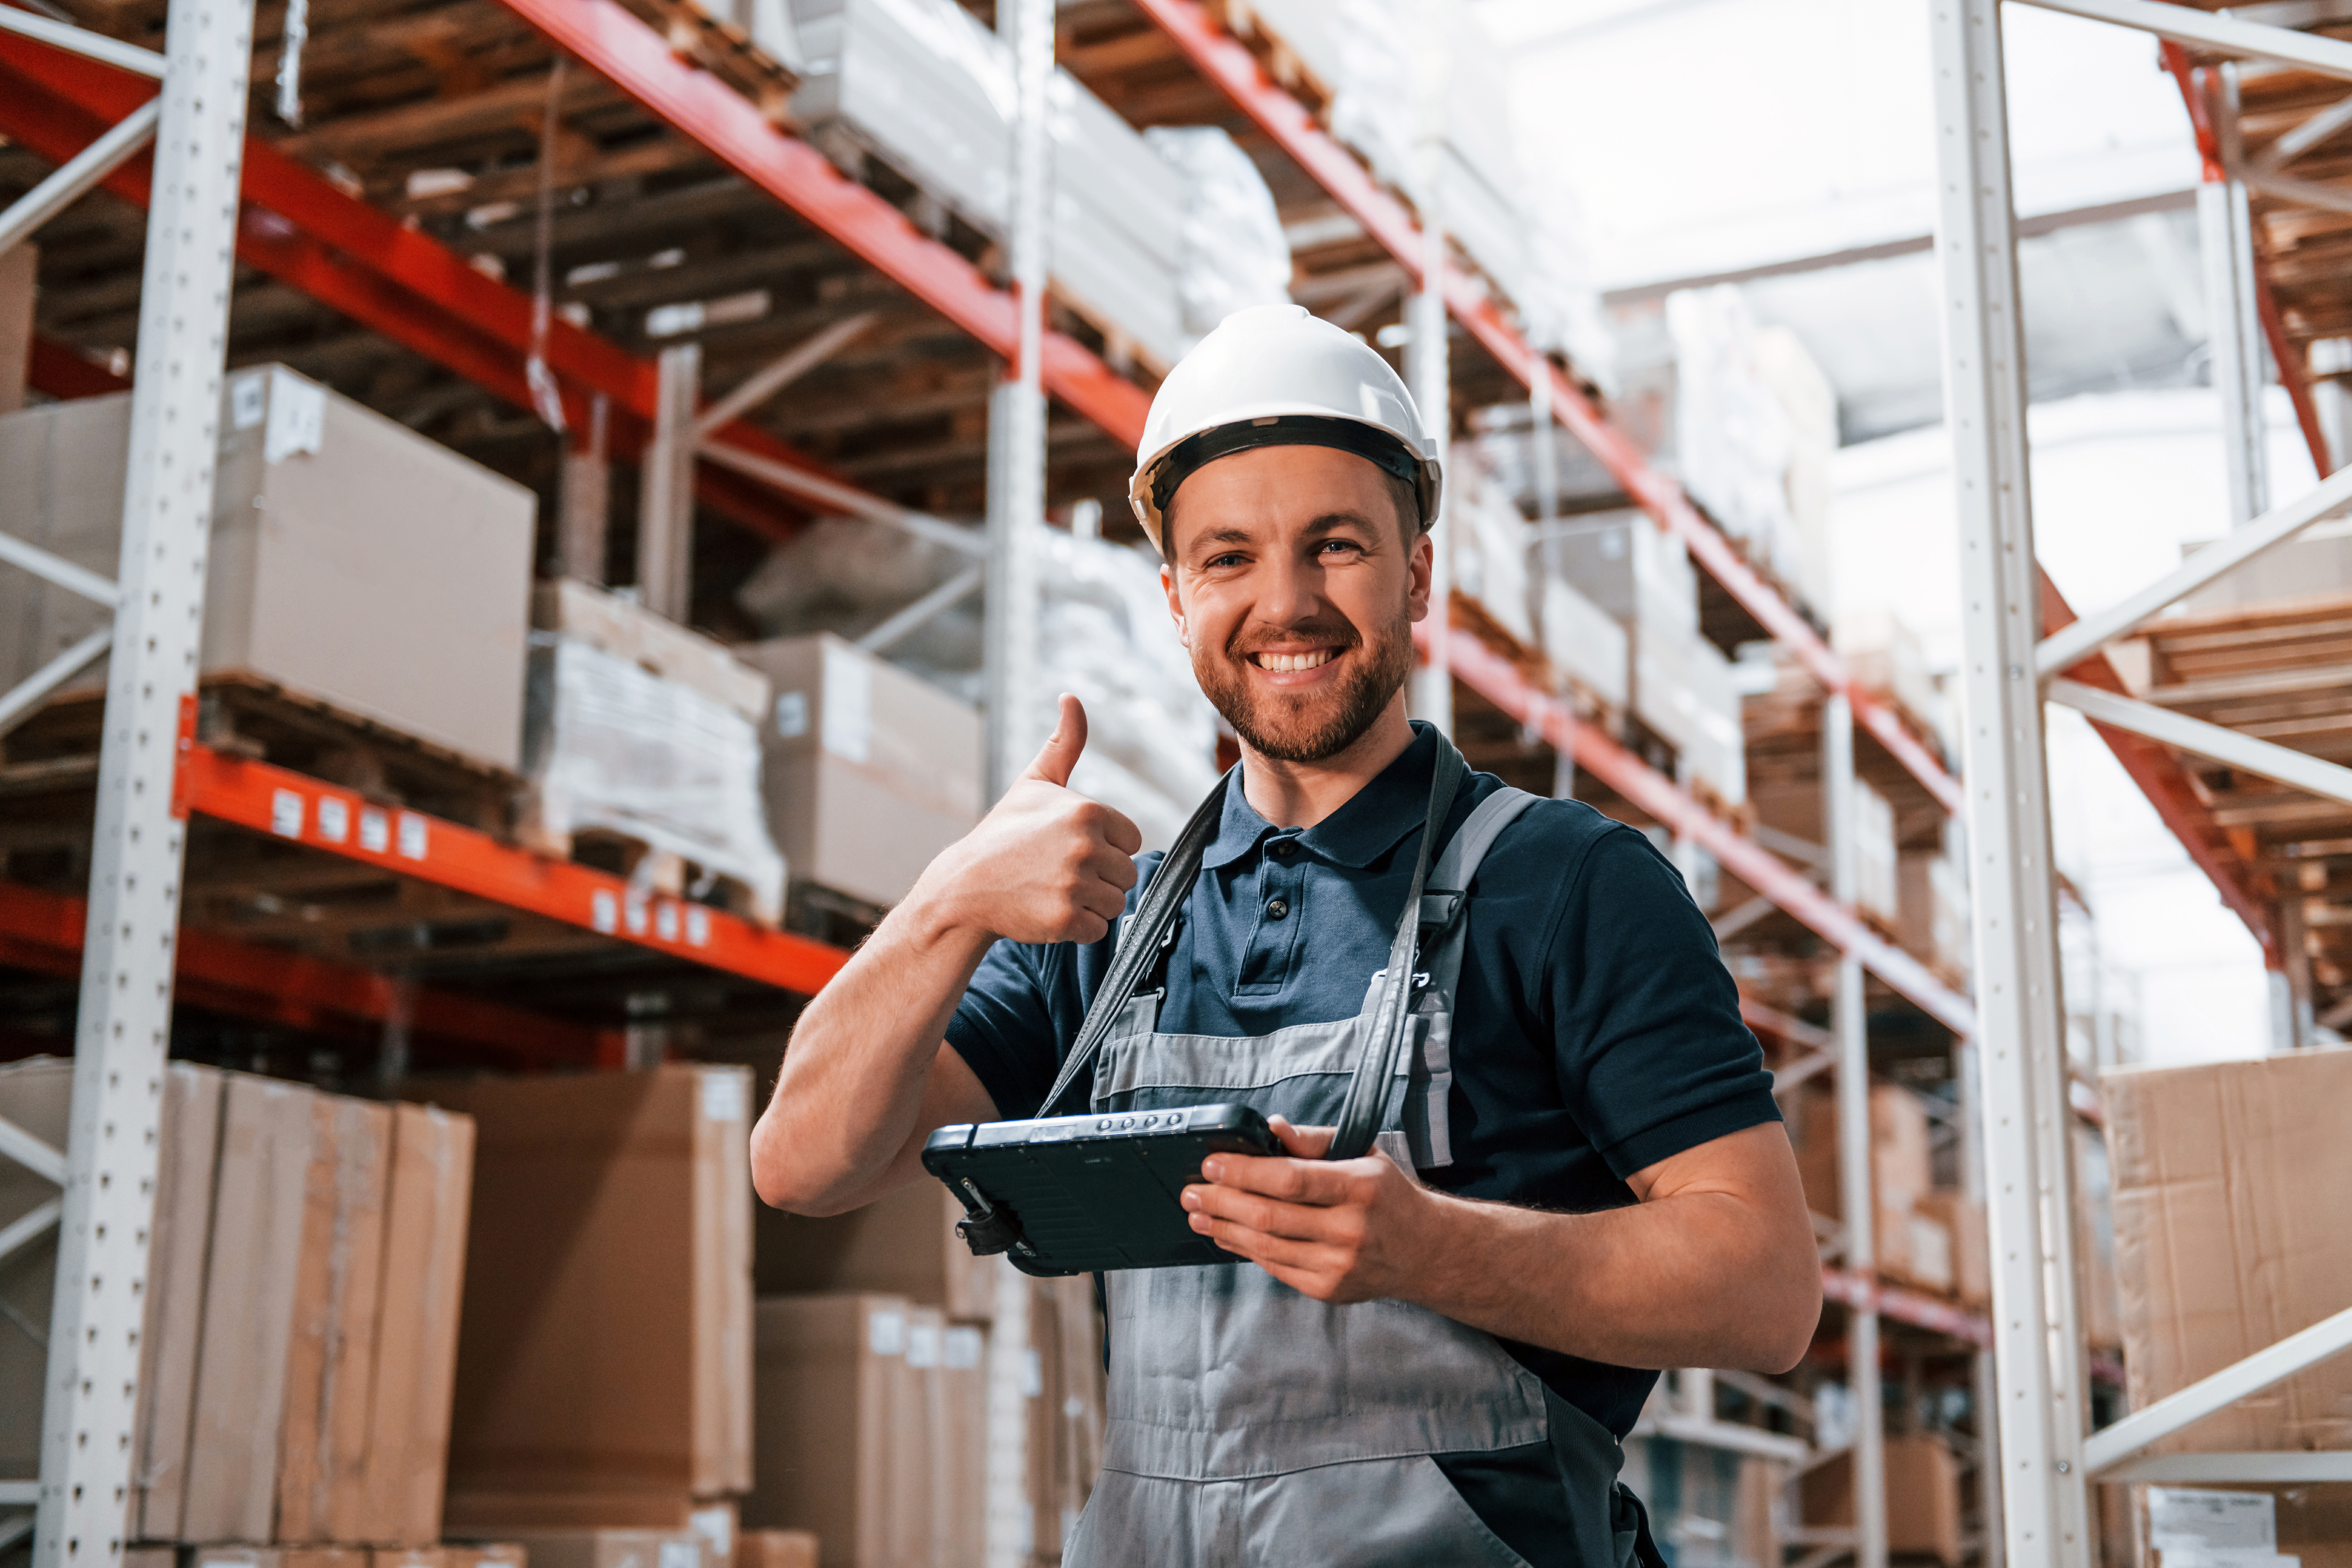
[{"x1": 1022, "y1": 694, "x2": 1088, "y2": 787}]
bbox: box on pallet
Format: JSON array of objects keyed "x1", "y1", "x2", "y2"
[
  {"x1": 0, "y1": 367, "x2": 534, "y2": 771},
  {"x1": 1789, "y1": 1082, "x2": 1954, "y2": 1291},
  {"x1": 0, "y1": 242, "x2": 32, "y2": 416},
  {"x1": 1897, "y1": 848, "x2": 1971, "y2": 979},
  {"x1": 1026, "y1": 1276, "x2": 1107, "y2": 1567},
  {"x1": 523, "y1": 582, "x2": 785, "y2": 924},
  {"x1": 736, "y1": 1532, "x2": 820, "y2": 1568},
  {"x1": 2101, "y1": 1050, "x2": 2352, "y2": 1454},
  {"x1": 1915, "y1": 1190, "x2": 1991, "y2": 1309},
  {"x1": 429, "y1": 1066, "x2": 753, "y2": 1529},
  {"x1": 187, "y1": 1549, "x2": 371, "y2": 1568},
  {"x1": 748, "y1": 1293, "x2": 983, "y2": 1568},
  {"x1": 1800, "y1": 1434, "x2": 1963, "y2": 1567},
  {"x1": 756, "y1": 1178, "x2": 993, "y2": 1321},
  {"x1": 735, "y1": 633, "x2": 981, "y2": 909},
  {"x1": 0, "y1": 1060, "x2": 473, "y2": 1548},
  {"x1": 489, "y1": 1531, "x2": 702, "y2": 1568}
]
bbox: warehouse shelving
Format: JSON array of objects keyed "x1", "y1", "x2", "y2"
[
  {"x1": 1935, "y1": 1, "x2": 2352, "y2": 1562},
  {"x1": 0, "y1": 0, "x2": 2319, "y2": 1562}
]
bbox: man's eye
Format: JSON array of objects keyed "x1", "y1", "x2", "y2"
[
  {"x1": 1319, "y1": 539, "x2": 1362, "y2": 556},
  {"x1": 1206, "y1": 553, "x2": 1245, "y2": 568}
]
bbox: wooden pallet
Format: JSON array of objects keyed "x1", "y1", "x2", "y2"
[{"x1": 514, "y1": 809, "x2": 784, "y2": 928}]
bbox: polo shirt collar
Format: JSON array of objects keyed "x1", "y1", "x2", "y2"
[{"x1": 1200, "y1": 723, "x2": 1445, "y2": 871}]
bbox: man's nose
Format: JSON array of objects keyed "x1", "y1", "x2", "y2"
[{"x1": 1253, "y1": 551, "x2": 1325, "y2": 625}]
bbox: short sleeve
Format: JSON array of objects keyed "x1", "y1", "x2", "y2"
[
  {"x1": 1546, "y1": 827, "x2": 1780, "y2": 1179},
  {"x1": 943, "y1": 937, "x2": 1066, "y2": 1121}
]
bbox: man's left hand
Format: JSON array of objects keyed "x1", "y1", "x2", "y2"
[{"x1": 1181, "y1": 1116, "x2": 1440, "y2": 1303}]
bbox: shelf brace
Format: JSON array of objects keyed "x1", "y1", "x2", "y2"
[
  {"x1": 2035, "y1": 462, "x2": 2352, "y2": 677},
  {"x1": 2018, "y1": 0, "x2": 2352, "y2": 81},
  {"x1": 857, "y1": 565, "x2": 983, "y2": 655},
  {"x1": 0, "y1": 8, "x2": 165, "y2": 76},
  {"x1": 0, "y1": 1198, "x2": 61, "y2": 1269},
  {"x1": 0, "y1": 96, "x2": 160, "y2": 256},
  {"x1": 0, "y1": 1116, "x2": 66, "y2": 1185},
  {"x1": 2085, "y1": 1306, "x2": 2352, "y2": 1475},
  {"x1": 700, "y1": 440, "x2": 986, "y2": 557},
  {"x1": 690, "y1": 310, "x2": 877, "y2": 443},
  {"x1": 0, "y1": 627, "x2": 114, "y2": 741},
  {"x1": 2050, "y1": 678, "x2": 2352, "y2": 805},
  {"x1": 0, "y1": 531, "x2": 123, "y2": 609}
]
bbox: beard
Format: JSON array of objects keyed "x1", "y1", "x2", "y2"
[{"x1": 1193, "y1": 606, "x2": 1417, "y2": 764}]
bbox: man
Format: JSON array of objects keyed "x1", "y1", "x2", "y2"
[{"x1": 753, "y1": 304, "x2": 1820, "y2": 1566}]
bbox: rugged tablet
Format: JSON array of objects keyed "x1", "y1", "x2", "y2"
[{"x1": 923, "y1": 1103, "x2": 1281, "y2": 1276}]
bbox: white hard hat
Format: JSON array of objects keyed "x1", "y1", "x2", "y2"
[{"x1": 1129, "y1": 303, "x2": 1441, "y2": 554}]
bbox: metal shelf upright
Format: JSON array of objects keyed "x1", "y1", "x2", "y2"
[{"x1": 1932, "y1": 1, "x2": 2352, "y2": 1562}]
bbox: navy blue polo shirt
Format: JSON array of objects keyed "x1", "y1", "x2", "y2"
[{"x1": 945, "y1": 723, "x2": 1780, "y2": 1438}]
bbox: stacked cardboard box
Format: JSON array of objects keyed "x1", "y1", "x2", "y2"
[
  {"x1": 523, "y1": 580, "x2": 786, "y2": 924},
  {"x1": 0, "y1": 366, "x2": 534, "y2": 773},
  {"x1": 755, "y1": 1178, "x2": 992, "y2": 1319},
  {"x1": 734, "y1": 634, "x2": 981, "y2": 908},
  {"x1": 2105, "y1": 1051, "x2": 2352, "y2": 1453},
  {"x1": 1023, "y1": 1277, "x2": 1106, "y2": 1567},
  {"x1": 1800, "y1": 1434, "x2": 1963, "y2": 1566},
  {"x1": 426, "y1": 1066, "x2": 754, "y2": 1532},
  {"x1": 1896, "y1": 845, "x2": 1971, "y2": 981},
  {"x1": 1791, "y1": 1082, "x2": 1961, "y2": 1294},
  {"x1": 0, "y1": 1058, "x2": 474, "y2": 1547},
  {"x1": 745, "y1": 1293, "x2": 985, "y2": 1568}
]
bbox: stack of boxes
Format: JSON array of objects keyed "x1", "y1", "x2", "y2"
[
  {"x1": 1789, "y1": 1081, "x2": 1988, "y2": 1309},
  {"x1": 0, "y1": 1059, "x2": 476, "y2": 1560}
]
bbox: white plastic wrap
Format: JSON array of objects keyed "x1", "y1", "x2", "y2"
[
  {"x1": 1034, "y1": 532, "x2": 1222, "y2": 852},
  {"x1": 524, "y1": 634, "x2": 788, "y2": 918},
  {"x1": 1667, "y1": 286, "x2": 1811, "y2": 596},
  {"x1": 1142, "y1": 127, "x2": 1293, "y2": 338}
]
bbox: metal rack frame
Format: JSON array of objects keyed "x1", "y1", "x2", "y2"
[{"x1": 1933, "y1": 1, "x2": 2352, "y2": 1561}]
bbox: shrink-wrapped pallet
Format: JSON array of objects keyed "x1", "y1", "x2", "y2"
[{"x1": 521, "y1": 635, "x2": 787, "y2": 924}]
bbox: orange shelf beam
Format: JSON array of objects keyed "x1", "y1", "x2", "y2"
[{"x1": 178, "y1": 744, "x2": 850, "y2": 997}]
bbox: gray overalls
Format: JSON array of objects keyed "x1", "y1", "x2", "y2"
[{"x1": 1061, "y1": 742, "x2": 1655, "y2": 1567}]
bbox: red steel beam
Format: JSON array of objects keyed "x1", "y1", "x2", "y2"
[
  {"x1": 0, "y1": 36, "x2": 842, "y2": 541},
  {"x1": 26, "y1": 334, "x2": 130, "y2": 399},
  {"x1": 1137, "y1": 0, "x2": 1964, "y2": 817},
  {"x1": 1433, "y1": 623, "x2": 1977, "y2": 1036},
  {"x1": 178, "y1": 743, "x2": 850, "y2": 996},
  {"x1": 0, "y1": 879, "x2": 623, "y2": 1066},
  {"x1": 488, "y1": 0, "x2": 1154, "y2": 445}
]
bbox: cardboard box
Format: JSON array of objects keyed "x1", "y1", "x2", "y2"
[
  {"x1": 533, "y1": 578, "x2": 769, "y2": 724},
  {"x1": 940, "y1": 1323, "x2": 988, "y2": 1568},
  {"x1": 1897, "y1": 849, "x2": 1971, "y2": 977},
  {"x1": 355, "y1": 1102, "x2": 475, "y2": 1545},
  {"x1": 189, "y1": 1550, "x2": 370, "y2": 1568},
  {"x1": 444, "y1": 1548, "x2": 529, "y2": 1568},
  {"x1": 746, "y1": 1294, "x2": 912, "y2": 1568},
  {"x1": 735, "y1": 634, "x2": 982, "y2": 909},
  {"x1": 0, "y1": 1059, "x2": 76, "y2": 1486},
  {"x1": 433, "y1": 1067, "x2": 751, "y2": 1528},
  {"x1": 2107, "y1": 1052, "x2": 2352, "y2": 1451},
  {"x1": 1791, "y1": 1083, "x2": 1936, "y2": 1219},
  {"x1": 184, "y1": 1074, "x2": 320, "y2": 1543},
  {"x1": 371, "y1": 1552, "x2": 449, "y2": 1568},
  {"x1": 490, "y1": 1532, "x2": 702, "y2": 1568},
  {"x1": 0, "y1": 367, "x2": 534, "y2": 771},
  {"x1": 1800, "y1": 1433, "x2": 1962, "y2": 1566},
  {"x1": 1917, "y1": 1190, "x2": 1991, "y2": 1308},
  {"x1": 1026, "y1": 1276, "x2": 1106, "y2": 1566},
  {"x1": 734, "y1": 1532, "x2": 818, "y2": 1568},
  {"x1": 277, "y1": 1096, "x2": 395, "y2": 1543},
  {"x1": 137, "y1": 1063, "x2": 229, "y2": 1540},
  {"x1": 755, "y1": 1179, "x2": 992, "y2": 1321}
]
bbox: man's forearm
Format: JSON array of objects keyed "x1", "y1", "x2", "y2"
[
  {"x1": 750, "y1": 892, "x2": 993, "y2": 1213},
  {"x1": 1405, "y1": 1187, "x2": 1818, "y2": 1373}
]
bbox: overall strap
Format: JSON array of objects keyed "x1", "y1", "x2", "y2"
[
  {"x1": 1419, "y1": 786, "x2": 1541, "y2": 1008},
  {"x1": 1036, "y1": 765, "x2": 1233, "y2": 1117},
  {"x1": 1327, "y1": 737, "x2": 1469, "y2": 1161}
]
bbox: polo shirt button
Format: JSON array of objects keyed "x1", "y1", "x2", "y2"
[
  {"x1": 1267, "y1": 898, "x2": 1290, "y2": 921},
  {"x1": 1269, "y1": 840, "x2": 1296, "y2": 861}
]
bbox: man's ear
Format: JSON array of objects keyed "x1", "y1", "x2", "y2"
[
  {"x1": 1404, "y1": 526, "x2": 1435, "y2": 624},
  {"x1": 1160, "y1": 560, "x2": 1189, "y2": 648}
]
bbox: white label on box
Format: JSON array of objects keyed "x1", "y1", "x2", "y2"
[
  {"x1": 701, "y1": 1072, "x2": 744, "y2": 1123},
  {"x1": 774, "y1": 689, "x2": 809, "y2": 739},
  {"x1": 657, "y1": 1543, "x2": 700, "y2": 1568},
  {"x1": 820, "y1": 650, "x2": 872, "y2": 763},
  {"x1": 271, "y1": 788, "x2": 304, "y2": 839},
  {"x1": 2149, "y1": 1489, "x2": 2279, "y2": 1555},
  {"x1": 316, "y1": 796, "x2": 349, "y2": 844},
  {"x1": 907, "y1": 1322, "x2": 941, "y2": 1368},
  {"x1": 869, "y1": 1308, "x2": 906, "y2": 1357},
  {"x1": 944, "y1": 1326, "x2": 982, "y2": 1369},
  {"x1": 1021, "y1": 1347, "x2": 1043, "y2": 1398},
  {"x1": 264, "y1": 367, "x2": 326, "y2": 463},
  {"x1": 229, "y1": 374, "x2": 267, "y2": 430},
  {"x1": 396, "y1": 811, "x2": 428, "y2": 860},
  {"x1": 689, "y1": 1505, "x2": 734, "y2": 1560}
]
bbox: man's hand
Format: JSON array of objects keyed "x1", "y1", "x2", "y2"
[
  {"x1": 911, "y1": 693, "x2": 1144, "y2": 946},
  {"x1": 1181, "y1": 1117, "x2": 1441, "y2": 1304}
]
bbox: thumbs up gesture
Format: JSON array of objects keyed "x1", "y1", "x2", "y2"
[{"x1": 915, "y1": 694, "x2": 1145, "y2": 947}]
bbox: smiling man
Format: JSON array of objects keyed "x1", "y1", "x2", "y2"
[{"x1": 751, "y1": 304, "x2": 1819, "y2": 1567}]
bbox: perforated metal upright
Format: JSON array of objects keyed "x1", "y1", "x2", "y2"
[{"x1": 25, "y1": 0, "x2": 255, "y2": 1557}]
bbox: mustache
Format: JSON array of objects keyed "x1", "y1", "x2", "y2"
[{"x1": 1224, "y1": 620, "x2": 1365, "y2": 660}]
